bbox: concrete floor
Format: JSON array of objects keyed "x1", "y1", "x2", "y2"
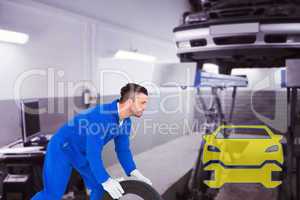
[
  {"x1": 106, "y1": 132, "x2": 281, "y2": 200},
  {"x1": 107, "y1": 132, "x2": 203, "y2": 199},
  {"x1": 215, "y1": 184, "x2": 277, "y2": 200}
]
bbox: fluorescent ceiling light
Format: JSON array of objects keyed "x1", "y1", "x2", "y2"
[
  {"x1": 0, "y1": 29, "x2": 29, "y2": 44},
  {"x1": 114, "y1": 50, "x2": 156, "y2": 62}
]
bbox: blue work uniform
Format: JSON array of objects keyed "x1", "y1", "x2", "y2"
[{"x1": 31, "y1": 99, "x2": 136, "y2": 200}]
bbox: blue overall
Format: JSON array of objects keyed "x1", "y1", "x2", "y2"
[{"x1": 31, "y1": 99, "x2": 136, "y2": 200}]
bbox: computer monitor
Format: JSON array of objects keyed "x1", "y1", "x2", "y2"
[{"x1": 20, "y1": 100, "x2": 41, "y2": 146}]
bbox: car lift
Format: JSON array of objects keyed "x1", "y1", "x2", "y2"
[
  {"x1": 184, "y1": 65, "x2": 248, "y2": 200},
  {"x1": 186, "y1": 65, "x2": 300, "y2": 200},
  {"x1": 283, "y1": 65, "x2": 300, "y2": 200},
  {"x1": 193, "y1": 69, "x2": 248, "y2": 132},
  {"x1": 285, "y1": 87, "x2": 298, "y2": 200}
]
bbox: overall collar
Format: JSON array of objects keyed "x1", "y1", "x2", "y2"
[
  {"x1": 117, "y1": 101, "x2": 124, "y2": 126},
  {"x1": 111, "y1": 99, "x2": 124, "y2": 126}
]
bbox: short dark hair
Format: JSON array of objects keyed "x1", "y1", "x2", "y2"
[{"x1": 120, "y1": 83, "x2": 148, "y2": 103}]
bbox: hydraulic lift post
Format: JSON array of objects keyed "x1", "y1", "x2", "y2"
[{"x1": 187, "y1": 66, "x2": 248, "y2": 200}]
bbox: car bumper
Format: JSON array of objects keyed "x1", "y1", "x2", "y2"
[{"x1": 174, "y1": 22, "x2": 300, "y2": 58}]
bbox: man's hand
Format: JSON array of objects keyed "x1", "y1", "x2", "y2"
[
  {"x1": 130, "y1": 169, "x2": 152, "y2": 185},
  {"x1": 101, "y1": 178, "x2": 124, "y2": 199}
]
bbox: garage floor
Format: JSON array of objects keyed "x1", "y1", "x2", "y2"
[
  {"x1": 107, "y1": 132, "x2": 280, "y2": 200},
  {"x1": 215, "y1": 184, "x2": 277, "y2": 200},
  {"x1": 107, "y1": 133, "x2": 204, "y2": 198}
]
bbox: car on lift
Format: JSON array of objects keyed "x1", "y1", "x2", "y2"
[
  {"x1": 173, "y1": 0, "x2": 300, "y2": 74},
  {"x1": 202, "y1": 125, "x2": 284, "y2": 188}
]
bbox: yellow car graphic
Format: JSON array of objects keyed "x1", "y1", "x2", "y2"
[{"x1": 202, "y1": 125, "x2": 284, "y2": 188}]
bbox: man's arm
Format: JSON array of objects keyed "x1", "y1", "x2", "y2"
[
  {"x1": 114, "y1": 133, "x2": 137, "y2": 176},
  {"x1": 86, "y1": 131, "x2": 110, "y2": 184},
  {"x1": 114, "y1": 123, "x2": 152, "y2": 185}
]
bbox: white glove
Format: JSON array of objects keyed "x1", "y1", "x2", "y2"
[
  {"x1": 130, "y1": 169, "x2": 152, "y2": 185},
  {"x1": 101, "y1": 178, "x2": 124, "y2": 199}
]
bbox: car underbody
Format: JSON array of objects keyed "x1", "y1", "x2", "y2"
[{"x1": 174, "y1": 1, "x2": 300, "y2": 74}]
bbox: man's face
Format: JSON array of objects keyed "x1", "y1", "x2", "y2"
[{"x1": 130, "y1": 93, "x2": 148, "y2": 118}]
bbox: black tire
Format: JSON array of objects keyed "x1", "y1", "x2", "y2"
[{"x1": 102, "y1": 180, "x2": 164, "y2": 200}]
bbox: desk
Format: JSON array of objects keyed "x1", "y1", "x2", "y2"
[
  {"x1": 0, "y1": 135, "x2": 86, "y2": 199},
  {"x1": 0, "y1": 137, "x2": 47, "y2": 167},
  {"x1": 0, "y1": 137, "x2": 48, "y2": 195}
]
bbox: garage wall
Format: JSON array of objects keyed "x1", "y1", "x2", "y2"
[
  {"x1": 193, "y1": 89, "x2": 292, "y2": 136},
  {"x1": 3, "y1": 0, "x2": 294, "y2": 169},
  {"x1": 0, "y1": 0, "x2": 193, "y2": 161},
  {"x1": 0, "y1": 1, "x2": 88, "y2": 100},
  {"x1": 0, "y1": 0, "x2": 185, "y2": 100},
  {"x1": 232, "y1": 68, "x2": 284, "y2": 91}
]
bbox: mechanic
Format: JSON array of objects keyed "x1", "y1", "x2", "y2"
[{"x1": 31, "y1": 83, "x2": 152, "y2": 200}]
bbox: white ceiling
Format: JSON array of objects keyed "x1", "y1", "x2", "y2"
[{"x1": 32, "y1": 0, "x2": 190, "y2": 42}]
